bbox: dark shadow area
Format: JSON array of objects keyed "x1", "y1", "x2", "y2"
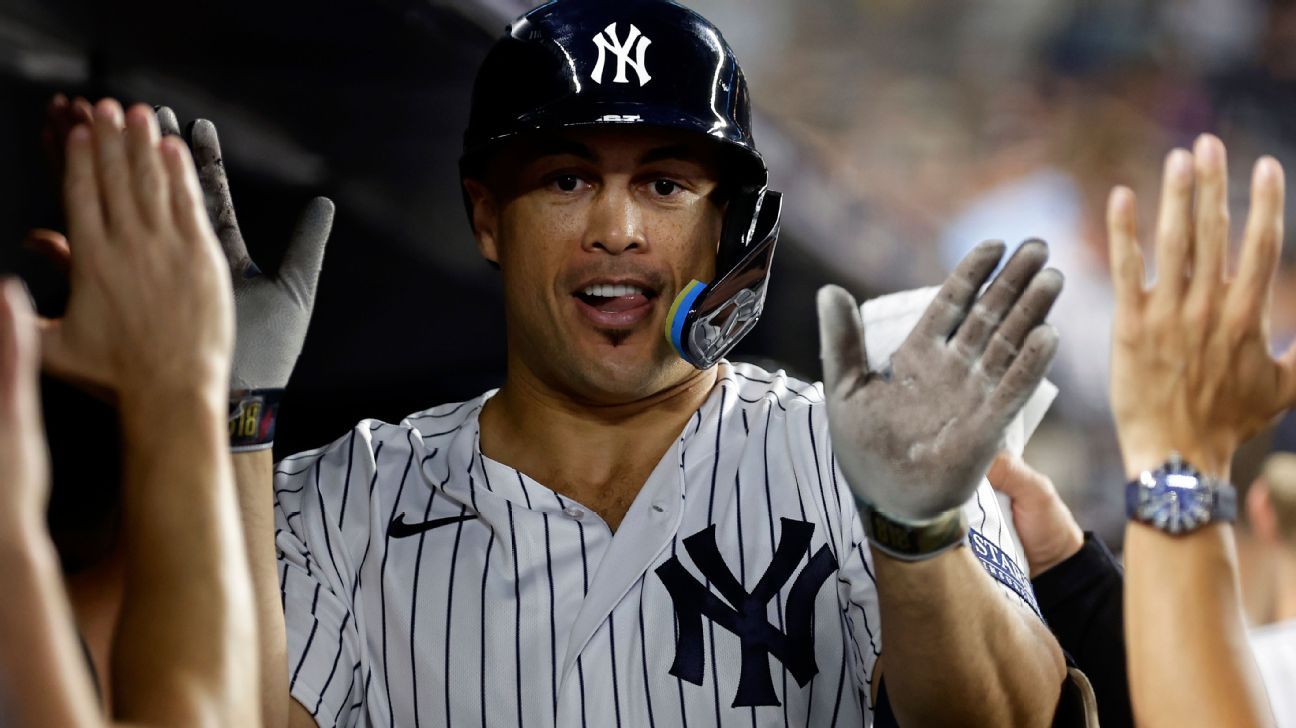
[{"x1": 0, "y1": 0, "x2": 845, "y2": 465}]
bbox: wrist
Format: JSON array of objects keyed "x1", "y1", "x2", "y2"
[
  {"x1": 1118, "y1": 421, "x2": 1234, "y2": 478},
  {"x1": 117, "y1": 381, "x2": 228, "y2": 438},
  {"x1": 1122, "y1": 445, "x2": 1232, "y2": 480},
  {"x1": 1125, "y1": 453, "x2": 1238, "y2": 536},
  {"x1": 228, "y1": 388, "x2": 282, "y2": 452},
  {"x1": 855, "y1": 497, "x2": 968, "y2": 562},
  {"x1": 0, "y1": 520, "x2": 57, "y2": 572},
  {"x1": 117, "y1": 354, "x2": 229, "y2": 407}
]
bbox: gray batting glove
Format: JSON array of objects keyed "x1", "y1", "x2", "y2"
[
  {"x1": 817, "y1": 240, "x2": 1063, "y2": 522},
  {"x1": 157, "y1": 106, "x2": 333, "y2": 390}
]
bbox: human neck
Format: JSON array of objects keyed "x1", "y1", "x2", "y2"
[
  {"x1": 479, "y1": 358, "x2": 719, "y2": 502},
  {"x1": 1272, "y1": 551, "x2": 1296, "y2": 624}
]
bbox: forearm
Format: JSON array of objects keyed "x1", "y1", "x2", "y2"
[
  {"x1": 875, "y1": 543, "x2": 1066, "y2": 726},
  {"x1": 1124, "y1": 522, "x2": 1273, "y2": 728},
  {"x1": 112, "y1": 385, "x2": 259, "y2": 726},
  {"x1": 232, "y1": 449, "x2": 290, "y2": 728},
  {"x1": 0, "y1": 528, "x2": 103, "y2": 727}
]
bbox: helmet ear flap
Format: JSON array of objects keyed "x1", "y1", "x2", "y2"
[
  {"x1": 666, "y1": 189, "x2": 782, "y2": 369},
  {"x1": 716, "y1": 191, "x2": 761, "y2": 274}
]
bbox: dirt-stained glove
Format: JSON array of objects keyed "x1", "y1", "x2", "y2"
[
  {"x1": 817, "y1": 240, "x2": 1063, "y2": 531},
  {"x1": 156, "y1": 106, "x2": 333, "y2": 391}
]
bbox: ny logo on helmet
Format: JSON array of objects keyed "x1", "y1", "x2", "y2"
[{"x1": 591, "y1": 22, "x2": 652, "y2": 86}]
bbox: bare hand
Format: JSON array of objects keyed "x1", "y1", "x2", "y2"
[
  {"x1": 156, "y1": 107, "x2": 333, "y2": 390},
  {"x1": 0, "y1": 279, "x2": 49, "y2": 536},
  {"x1": 818, "y1": 240, "x2": 1063, "y2": 520},
  {"x1": 39, "y1": 94, "x2": 94, "y2": 188},
  {"x1": 986, "y1": 452, "x2": 1083, "y2": 577},
  {"x1": 1107, "y1": 134, "x2": 1296, "y2": 478},
  {"x1": 41, "y1": 100, "x2": 234, "y2": 399}
]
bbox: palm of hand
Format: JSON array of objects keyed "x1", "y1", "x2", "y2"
[
  {"x1": 818, "y1": 240, "x2": 1063, "y2": 522},
  {"x1": 829, "y1": 341, "x2": 1003, "y2": 519}
]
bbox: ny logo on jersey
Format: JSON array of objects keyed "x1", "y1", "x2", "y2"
[
  {"x1": 590, "y1": 22, "x2": 652, "y2": 86},
  {"x1": 655, "y1": 518, "x2": 838, "y2": 707}
]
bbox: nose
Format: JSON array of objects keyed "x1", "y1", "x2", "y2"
[{"x1": 583, "y1": 185, "x2": 644, "y2": 255}]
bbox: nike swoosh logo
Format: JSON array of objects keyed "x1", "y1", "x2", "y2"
[{"x1": 387, "y1": 512, "x2": 479, "y2": 539}]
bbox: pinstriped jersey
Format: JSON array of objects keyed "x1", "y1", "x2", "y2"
[{"x1": 274, "y1": 362, "x2": 1038, "y2": 727}]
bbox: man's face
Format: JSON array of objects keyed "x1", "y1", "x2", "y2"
[{"x1": 467, "y1": 127, "x2": 726, "y2": 404}]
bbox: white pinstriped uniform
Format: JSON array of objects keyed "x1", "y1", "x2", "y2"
[{"x1": 275, "y1": 362, "x2": 1039, "y2": 727}]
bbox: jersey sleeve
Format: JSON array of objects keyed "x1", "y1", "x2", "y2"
[{"x1": 275, "y1": 426, "x2": 378, "y2": 728}]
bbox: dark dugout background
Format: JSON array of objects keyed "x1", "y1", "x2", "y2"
[{"x1": 0, "y1": 0, "x2": 862, "y2": 471}]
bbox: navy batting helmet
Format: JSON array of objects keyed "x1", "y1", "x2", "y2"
[{"x1": 461, "y1": 0, "x2": 782, "y2": 370}]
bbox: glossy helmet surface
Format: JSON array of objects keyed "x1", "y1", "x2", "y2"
[
  {"x1": 462, "y1": 0, "x2": 765, "y2": 186},
  {"x1": 461, "y1": 0, "x2": 782, "y2": 369}
]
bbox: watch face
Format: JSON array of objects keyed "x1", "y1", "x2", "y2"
[{"x1": 1135, "y1": 476, "x2": 1212, "y2": 535}]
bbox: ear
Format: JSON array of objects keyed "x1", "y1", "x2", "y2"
[
  {"x1": 1249, "y1": 480, "x2": 1280, "y2": 545},
  {"x1": 463, "y1": 178, "x2": 501, "y2": 265}
]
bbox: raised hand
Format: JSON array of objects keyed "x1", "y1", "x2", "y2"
[
  {"x1": 41, "y1": 100, "x2": 234, "y2": 399},
  {"x1": 0, "y1": 278, "x2": 48, "y2": 536},
  {"x1": 817, "y1": 239, "x2": 1063, "y2": 521},
  {"x1": 1108, "y1": 134, "x2": 1296, "y2": 478},
  {"x1": 39, "y1": 94, "x2": 95, "y2": 187},
  {"x1": 156, "y1": 106, "x2": 333, "y2": 390}
]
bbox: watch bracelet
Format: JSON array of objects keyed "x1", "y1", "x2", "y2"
[
  {"x1": 1124, "y1": 451, "x2": 1238, "y2": 534},
  {"x1": 855, "y1": 496, "x2": 968, "y2": 562}
]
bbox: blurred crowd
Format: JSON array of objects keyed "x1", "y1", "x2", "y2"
[{"x1": 695, "y1": 0, "x2": 1296, "y2": 547}]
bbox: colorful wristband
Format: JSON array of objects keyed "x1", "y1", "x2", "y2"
[
  {"x1": 855, "y1": 498, "x2": 968, "y2": 562},
  {"x1": 228, "y1": 388, "x2": 282, "y2": 452}
]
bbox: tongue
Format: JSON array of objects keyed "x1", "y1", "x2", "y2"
[{"x1": 593, "y1": 293, "x2": 649, "y2": 313}]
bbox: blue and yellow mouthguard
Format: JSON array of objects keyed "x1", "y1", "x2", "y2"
[{"x1": 665, "y1": 279, "x2": 707, "y2": 361}]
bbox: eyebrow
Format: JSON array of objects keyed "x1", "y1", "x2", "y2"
[
  {"x1": 639, "y1": 144, "x2": 704, "y2": 166},
  {"x1": 528, "y1": 138, "x2": 597, "y2": 162},
  {"x1": 525, "y1": 140, "x2": 705, "y2": 166}
]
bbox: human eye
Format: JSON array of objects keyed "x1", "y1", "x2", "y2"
[
  {"x1": 650, "y1": 178, "x2": 683, "y2": 197},
  {"x1": 547, "y1": 173, "x2": 590, "y2": 194}
]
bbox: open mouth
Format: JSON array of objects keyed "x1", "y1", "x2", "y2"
[
  {"x1": 575, "y1": 283, "x2": 656, "y2": 310},
  {"x1": 572, "y1": 282, "x2": 660, "y2": 329}
]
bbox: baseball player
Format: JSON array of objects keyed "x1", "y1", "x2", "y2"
[{"x1": 188, "y1": 0, "x2": 1069, "y2": 725}]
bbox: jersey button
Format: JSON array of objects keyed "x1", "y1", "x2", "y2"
[{"x1": 563, "y1": 506, "x2": 585, "y2": 520}]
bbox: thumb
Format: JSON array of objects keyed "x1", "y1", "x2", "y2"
[
  {"x1": 278, "y1": 196, "x2": 335, "y2": 306},
  {"x1": 1279, "y1": 338, "x2": 1296, "y2": 409},
  {"x1": 22, "y1": 228, "x2": 71, "y2": 275},
  {"x1": 817, "y1": 284, "x2": 870, "y2": 395},
  {"x1": 986, "y1": 451, "x2": 1052, "y2": 504},
  {"x1": 0, "y1": 279, "x2": 39, "y2": 414},
  {"x1": 36, "y1": 320, "x2": 113, "y2": 399},
  {"x1": 37, "y1": 317, "x2": 77, "y2": 382}
]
